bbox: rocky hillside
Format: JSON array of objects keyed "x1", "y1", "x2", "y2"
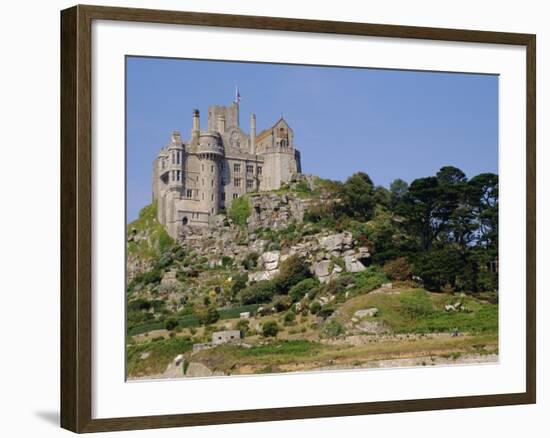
[{"x1": 125, "y1": 177, "x2": 498, "y2": 379}]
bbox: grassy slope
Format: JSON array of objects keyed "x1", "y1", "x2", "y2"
[
  {"x1": 126, "y1": 288, "x2": 498, "y2": 377},
  {"x1": 335, "y1": 288, "x2": 498, "y2": 334},
  {"x1": 127, "y1": 202, "x2": 173, "y2": 260},
  {"x1": 126, "y1": 336, "x2": 193, "y2": 377}
]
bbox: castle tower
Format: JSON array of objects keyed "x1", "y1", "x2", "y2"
[
  {"x1": 197, "y1": 132, "x2": 223, "y2": 216},
  {"x1": 249, "y1": 113, "x2": 256, "y2": 154}
]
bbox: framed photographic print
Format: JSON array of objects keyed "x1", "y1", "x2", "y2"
[{"x1": 60, "y1": 4, "x2": 536, "y2": 433}]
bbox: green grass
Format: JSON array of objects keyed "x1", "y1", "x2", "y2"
[
  {"x1": 127, "y1": 202, "x2": 174, "y2": 259},
  {"x1": 337, "y1": 288, "x2": 498, "y2": 335},
  {"x1": 228, "y1": 196, "x2": 252, "y2": 227},
  {"x1": 238, "y1": 340, "x2": 321, "y2": 357},
  {"x1": 191, "y1": 340, "x2": 325, "y2": 373},
  {"x1": 126, "y1": 336, "x2": 193, "y2": 377},
  {"x1": 128, "y1": 304, "x2": 261, "y2": 336},
  {"x1": 127, "y1": 320, "x2": 164, "y2": 336},
  {"x1": 218, "y1": 304, "x2": 260, "y2": 320}
]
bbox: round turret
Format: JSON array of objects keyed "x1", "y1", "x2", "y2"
[
  {"x1": 197, "y1": 132, "x2": 223, "y2": 216},
  {"x1": 197, "y1": 131, "x2": 224, "y2": 157}
]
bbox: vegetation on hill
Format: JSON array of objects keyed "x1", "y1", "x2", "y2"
[
  {"x1": 127, "y1": 202, "x2": 174, "y2": 259},
  {"x1": 228, "y1": 196, "x2": 252, "y2": 227},
  {"x1": 125, "y1": 165, "x2": 499, "y2": 378}
]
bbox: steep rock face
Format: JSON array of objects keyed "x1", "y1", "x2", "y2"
[
  {"x1": 246, "y1": 193, "x2": 308, "y2": 231},
  {"x1": 130, "y1": 193, "x2": 374, "y2": 289}
]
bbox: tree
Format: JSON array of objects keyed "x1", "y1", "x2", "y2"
[
  {"x1": 412, "y1": 246, "x2": 465, "y2": 291},
  {"x1": 390, "y1": 178, "x2": 409, "y2": 207},
  {"x1": 339, "y1": 172, "x2": 376, "y2": 220},
  {"x1": 373, "y1": 185, "x2": 391, "y2": 207},
  {"x1": 468, "y1": 173, "x2": 498, "y2": 249},
  {"x1": 239, "y1": 280, "x2": 277, "y2": 304},
  {"x1": 275, "y1": 255, "x2": 311, "y2": 293},
  {"x1": 397, "y1": 168, "x2": 467, "y2": 251}
]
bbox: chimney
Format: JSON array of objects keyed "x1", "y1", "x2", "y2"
[
  {"x1": 217, "y1": 115, "x2": 225, "y2": 133},
  {"x1": 192, "y1": 109, "x2": 200, "y2": 139},
  {"x1": 250, "y1": 113, "x2": 256, "y2": 154}
]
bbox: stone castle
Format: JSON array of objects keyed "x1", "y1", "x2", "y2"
[{"x1": 152, "y1": 102, "x2": 302, "y2": 237}]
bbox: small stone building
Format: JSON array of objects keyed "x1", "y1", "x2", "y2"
[{"x1": 211, "y1": 330, "x2": 242, "y2": 345}]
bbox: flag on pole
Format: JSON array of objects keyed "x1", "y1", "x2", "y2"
[{"x1": 235, "y1": 86, "x2": 241, "y2": 104}]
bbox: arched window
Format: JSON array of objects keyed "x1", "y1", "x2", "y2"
[{"x1": 182, "y1": 217, "x2": 188, "y2": 225}]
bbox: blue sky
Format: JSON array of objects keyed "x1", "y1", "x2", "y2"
[{"x1": 126, "y1": 56, "x2": 498, "y2": 222}]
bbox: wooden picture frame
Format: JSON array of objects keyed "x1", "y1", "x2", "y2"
[{"x1": 60, "y1": 4, "x2": 536, "y2": 433}]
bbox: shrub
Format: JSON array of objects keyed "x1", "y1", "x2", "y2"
[
  {"x1": 242, "y1": 252, "x2": 260, "y2": 270},
  {"x1": 164, "y1": 317, "x2": 179, "y2": 331},
  {"x1": 235, "y1": 319, "x2": 250, "y2": 336},
  {"x1": 274, "y1": 296, "x2": 293, "y2": 312},
  {"x1": 318, "y1": 305, "x2": 335, "y2": 319},
  {"x1": 228, "y1": 196, "x2": 251, "y2": 227},
  {"x1": 133, "y1": 268, "x2": 163, "y2": 286},
  {"x1": 239, "y1": 280, "x2": 277, "y2": 304},
  {"x1": 156, "y1": 252, "x2": 174, "y2": 270},
  {"x1": 383, "y1": 257, "x2": 412, "y2": 281},
  {"x1": 289, "y1": 278, "x2": 319, "y2": 302},
  {"x1": 127, "y1": 298, "x2": 151, "y2": 312},
  {"x1": 284, "y1": 310, "x2": 296, "y2": 324},
  {"x1": 231, "y1": 273, "x2": 249, "y2": 297},
  {"x1": 196, "y1": 306, "x2": 220, "y2": 325},
  {"x1": 221, "y1": 255, "x2": 233, "y2": 267},
  {"x1": 324, "y1": 321, "x2": 344, "y2": 337},
  {"x1": 275, "y1": 255, "x2": 311, "y2": 293},
  {"x1": 262, "y1": 320, "x2": 279, "y2": 337},
  {"x1": 309, "y1": 301, "x2": 322, "y2": 314},
  {"x1": 353, "y1": 266, "x2": 387, "y2": 292}
]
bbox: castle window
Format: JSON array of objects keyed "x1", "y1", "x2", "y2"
[
  {"x1": 202, "y1": 178, "x2": 205, "y2": 186},
  {"x1": 182, "y1": 217, "x2": 188, "y2": 225},
  {"x1": 246, "y1": 179, "x2": 253, "y2": 189},
  {"x1": 281, "y1": 139, "x2": 288, "y2": 147},
  {"x1": 211, "y1": 165, "x2": 214, "y2": 173},
  {"x1": 257, "y1": 166, "x2": 262, "y2": 175},
  {"x1": 234, "y1": 163, "x2": 241, "y2": 173},
  {"x1": 171, "y1": 171, "x2": 175, "y2": 181},
  {"x1": 186, "y1": 189, "x2": 193, "y2": 198},
  {"x1": 234, "y1": 178, "x2": 241, "y2": 188},
  {"x1": 176, "y1": 151, "x2": 181, "y2": 164},
  {"x1": 211, "y1": 179, "x2": 214, "y2": 187},
  {"x1": 233, "y1": 193, "x2": 238, "y2": 199},
  {"x1": 177, "y1": 170, "x2": 181, "y2": 181},
  {"x1": 172, "y1": 152, "x2": 175, "y2": 164},
  {"x1": 221, "y1": 192, "x2": 226, "y2": 201},
  {"x1": 246, "y1": 164, "x2": 254, "y2": 174}
]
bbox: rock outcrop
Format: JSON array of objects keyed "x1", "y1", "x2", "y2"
[{"x1": 247, "y1": 193, "x2": 308, "y2": 231}]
